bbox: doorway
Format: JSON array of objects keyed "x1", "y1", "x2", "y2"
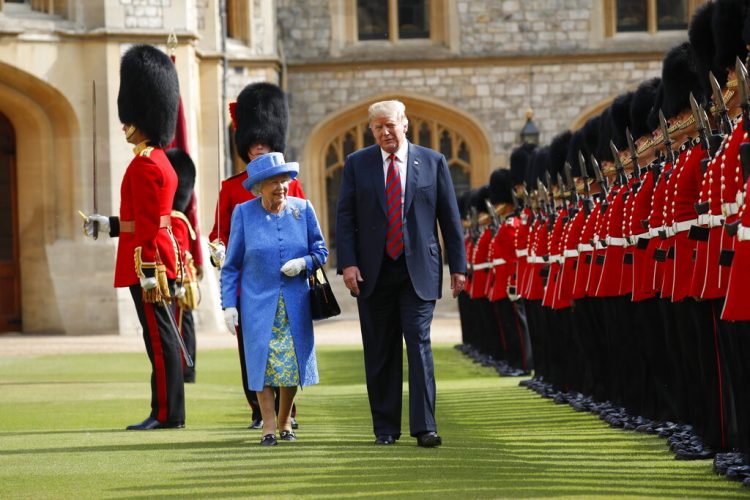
[{"x1": 0, "y1": 112, "x2": 20, "y2": 332}]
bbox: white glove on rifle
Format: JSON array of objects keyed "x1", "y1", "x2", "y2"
[
  {"x1": 140, "y1": 277, "x2": 158, "y2": 290},
  {"x1": 209, "y1": 240, "x2": 226, "y2": 268},
  {"x1": 280, "y1": 258, "x2": 307, "y2": 277},
  {"x1": 83, "y1": 214, "x2": 110, "y2": 238},
  {"x1": 224, "y1": 307, "x2": 239, "y2": 336}
]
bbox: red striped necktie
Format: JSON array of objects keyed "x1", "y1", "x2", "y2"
[{"x1": 385, "y1": 154, "x2": 404, "y2": 259}]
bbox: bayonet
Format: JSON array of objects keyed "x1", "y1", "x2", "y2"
[
  {"x1": 563, "y1": 162, "x2": 576, "y2": 202},
  {"x1": 610, "y1": 141, "x2": 628, "y2": 188},
  {"x1": 626, "y1": 127, "x2": 640, "y2": 179},
  {"x1": 659, "y1": 109, "x2": 676, "y2": 167},
  {"x1": 591, "y1": 155, "x2": 608, "y2": 196},
  {"x1": 737, "y1": 57, "x2": 750, "y2": 134},
  {"x1": 484, "y1": 199, "x2": 500, "y2": 230},
  {"x1": 710, "y1": 71, "x2": 732, "y2": 135},
  {"x1": 690, "y1": 92, "x2": 710, "y2": 153}
]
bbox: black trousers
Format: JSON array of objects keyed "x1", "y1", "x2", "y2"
[
  {"x1": 236, "y1": 302, "x2": 296, "y2": 421},
  {"x1": 129, "y1": 285, "x2": 185, "y2": 424},
  {"x1": 357, "y1": 254, "x2": 437, "y2": 438}
]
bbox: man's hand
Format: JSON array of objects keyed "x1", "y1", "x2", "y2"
[
  {"x1": 82, "y1": 213, "x2": 110, "y2": 238},
  {"x1": 195, "y1": 264, "x2": 204, "y2": 281},
  {"x1": 223, "y1": 307, "x2": 239, "y2": 336},
  {"x1": 450, "y1": 273, "x2": 466, "y2": 298},
  {"x1": 140, "y1": 276, "x2": 158, "y2": 291},
  {"x1": 208, "y1": 240, "x2": 225, "y2": 269},
  {"x1": 280, "y1": 258, "x2": 307, "y2": 277},
  {"x1": 342, "y1": 266, "x2": 364, "y2": 296}
]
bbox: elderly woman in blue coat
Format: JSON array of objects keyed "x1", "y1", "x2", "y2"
[{"x1": 222, "y1": 152, "x2": 327, "y2": 446}]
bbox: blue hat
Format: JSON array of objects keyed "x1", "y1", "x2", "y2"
[{"x1": 242, "y1": 152, "x2": 299, "y2": 192}]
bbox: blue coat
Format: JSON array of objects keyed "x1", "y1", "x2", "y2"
[{"x1": 221, "y1": 196, "x2": 328, "y2": 391}]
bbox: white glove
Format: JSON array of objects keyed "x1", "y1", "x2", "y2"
[
  {"x1": 209, "y1": 241, "x2": 226, "y2": 268},
  {"x1": 280, "y1": 257, "x2": 307, "y2": 277},
  {"x1": 83, "y1": 214, "x2": 110, "y2": 238},
  {"x1": 224, "y1": 307, "x2": 239, "y2": 336},
  {"x1": 140, "y1": 276, "x2": 158, "y2": 290},
  {"x1": 174, "y1": 285, "x2": 186, "y2": 299}
]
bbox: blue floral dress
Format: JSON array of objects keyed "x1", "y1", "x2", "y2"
[{"x1": 264, "y1": 294, "x2": 300, "y2": 387}]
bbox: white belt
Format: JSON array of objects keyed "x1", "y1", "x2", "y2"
[
  {"x1": 737, "y1": 191, "x2": 745, "y2": 207},
  {"x1": 673, "y1": 219, "x2": 697, "y2": 234},
  {"x1": 722, "y1": 203, "x2": 740, "y2": 217},
  {"x1": 738, "y1": 225, "x2": 750, "y2": 242},
  {"x1": 708, "y1": 215, "x2": 724, "y2": 228},
  {"x1": 632, "y1": 231, "x2": 650, "y2": 241},
  {"x1": 697, "y1": 214, "x2": 709, "y2": 226},
  {"x1": 577, "y1": 243, "x2": 593, "y2": 252},
  {"x1": 605, "y1": 236, "x2": 628, "y2": 247},
  {"x1": 529, "y1": 256, "x2": 545, "y2": 264},
  {"x1": 595, "y1": 241, "x2": 606, "y2": 250},
  {"x1": 516, "y1": 249, "x2": 528, "y2": 257},
  {"x1": 660, "y1": 225, "x2": 675, "y2": 238},
  {"x1": 563, "y1": 249, "x2": 579, "y2": 258},
  {"x1": 472, "y1": 262, "x2": 491, "y2": 270},
  {"x1": 492, "y1": 258, "x2": 506, "y2": 267},
  {"x1": 549, "y1": 255, "x2": 561, "y2": 264},
  {"x1": 649, "y1": 227, "x2": 661, "y2": 238}
]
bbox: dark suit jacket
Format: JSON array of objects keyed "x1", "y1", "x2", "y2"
[{"x1": 336, "y1": 142, "x2": 466, "y2": 300}]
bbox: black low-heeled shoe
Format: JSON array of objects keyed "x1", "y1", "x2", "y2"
[
  {"x1": 279, "y1": 430, "x2": 297, "y2": 441},
  {"x1": 260, "y1": 433, "x2": 277, "y2": 446}
]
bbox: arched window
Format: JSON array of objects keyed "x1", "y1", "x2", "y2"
[{"x1": 323, "y1": 115, "x2": 473, "y2": 263}]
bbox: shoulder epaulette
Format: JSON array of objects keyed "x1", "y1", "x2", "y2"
[
  {"x1": 139, "y1": 146, "x2": 155, "y2": 157},
  {"x1": 170, "y1": 210, "x2": 197, "y2": 240}
]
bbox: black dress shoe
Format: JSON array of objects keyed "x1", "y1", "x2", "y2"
[
  {"x1": 248, "y1": 418, "x2": 263, "y2": 430},
  {"x1": 280, "y1": 430, "x2": 297, "y2": 441},
  {"x1": 260, "y1": 433, "x2": 278, "y2": 446},
  {"x1": 375, "y1": 435, "x2": 395, "y2": 445},
  {"x1": 416, "y1": 432, "x2": 442, "y2": 448},
  {"x1": 126, "y1": 417, "x2": 184, "y2": 430},
  {"x1": 291, "y1": 417, "x2": 299, "y2": 430}
]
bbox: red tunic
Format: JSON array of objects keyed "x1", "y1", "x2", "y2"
[
  {"x1": 114, "y1": 145, "x2": 178, "y2": 288},
  {"x1": 525, "y1": 218, "x2": 548, "y2": 301},
  {"x1": 515, "y1": 209, "x2": 532, "y2": 298},
  {"x1": 573, "y1": 198, "x2": 601, "y2": 299},
  {"x1": 586, "y1": 192, "x2": 614, "y2": 297},
  {"x1": 487, "y1": 216, "x2": 519, "y2": 301},
  {"x1": 628, "y1": 170, "x2": 658, "y2": 302},
  {"x1": 557, "y1": 201, "x2": 585, "y2": 304},
  {"x1": 208, "y1": 171, "x2": 306, "y2": 246},
  {"x1": 595, "y1": 184, "x2": 629, "y2": 297},
  {"x1": 670, "y1": 142, "x2": 704, "y2": 302},
  {"x1": 544, "y1": 208, "x2": 570, "y2": 309},
  {"x1": 469, "y1": 228, "x2": 493, "y2": 299}
]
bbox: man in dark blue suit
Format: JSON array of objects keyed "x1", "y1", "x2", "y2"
[{"x1": 336, "y1": 100, "x2": 466, "y2": 447}]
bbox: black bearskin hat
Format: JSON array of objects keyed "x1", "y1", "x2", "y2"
[
  {"x1": 565, "y1": 129, "x2": 587, "y2": 177},
  {"x1": 166, "y1": 148, "x2": 196, "y2": 213},
  {"x1": 582, "y1": 114, "x2": 601, "y2": 169},
  {"x1": 689, "y1": 2, "x2": 727, "y2": 100},
  {"x1": 510, "y1": 143, "x2": 536, "y2": 186},
  {"x1": 548, "y1": 131, "x2": 572, "y2": 181},
  {"x1": 489, "y1": 168, "x2": 514, "y2": 205},
  {"x1": 473, "y1": 184, "x2": 491, "y2": 214},
  {"x1": 646, "y1": 82, "x2": 664, "y2": 132},
  {"x1": 713, "y1": 0, "x2": 748, "y2": 71},
  {"x1": 610, "y1": 92, "x2": 633, "y2": 150},
  {"x1": 596, "y1": 108, "x2": 614, "y2": 162},
  {"x1": 661, "y1": 43, "x2": 703, "y2": 119},
  {"x1": 457, "y1": 190, "x2": 473, "y2": 219},
  {"x1": 117, "y1": 44, "x2": 179, "y2": 147},
  {"x1": 630, "y1": 78, "x2": 660, "y2": 139},
  {"x1": 528, "y1": 146, "x2": 550, "y2": 188},
  {"x1": 234, "y1": 82, "x2": 289, "y2": 163}
]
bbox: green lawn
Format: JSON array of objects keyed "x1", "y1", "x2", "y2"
[{"x1": 0, "y1": 344, "x2": 743, "y2": 498}]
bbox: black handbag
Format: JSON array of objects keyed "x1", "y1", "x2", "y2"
[{"x1": 309, "y1": 255, "x2": 341, "y2": 320}]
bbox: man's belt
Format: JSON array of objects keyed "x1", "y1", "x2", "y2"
[
  {"x1": 707, "y1": 214, "x2": 724, "y2": 227},
  {"x1": 528, "y1": 256, "x2": 546, "y2": 264},
  {"x1": 549, "y1": 255, "x2": 562, "y2": 264},
  {"x1": 737, "y1": 191, "x2": 745, "y2": 207},
  {"x1": 649, "y1": 227, "x2": 661, "y2": 238},
  {"x1": 515, "y1": 249, "x2": 528, "y2": 257},
  {"x1": 577, "y1": 243, "x2": 593, "y2": 252},
  {"x1": 120, "y1": 214, "x2": 172, "y2": 233},
  {"x1": 605, "y1": 236, "x2": 628, "y2": 247},
  {"x1": 722, "y1": 202, "x2": 739, "y2": 217},
  {"x1": 563, "y1": 249, "x2": 579, "y2": 258},
  {"x1": 491, "y1": 258, "x2": 506, "y2": 267},
  {"x1": 473, "y1": 262, "x2": 492, "y2": 270},
  {"x1": 672, "y1": 218, "x2": 698, "y2": 234}
]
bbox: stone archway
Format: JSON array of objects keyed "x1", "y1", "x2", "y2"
[
  {"x1": 302, "y1": 93, "x2": 492, "y2": 260},
  {"x1": 0, "y1": 62, "x2": 85, "y2": 333}
]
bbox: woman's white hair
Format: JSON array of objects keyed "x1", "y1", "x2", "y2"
[
  {"x1": 368, "y1": 100, "x2": 408, "y2": 125},
  {"x1": 251, "y1": 173, "x2": 291, "y2": 197}
]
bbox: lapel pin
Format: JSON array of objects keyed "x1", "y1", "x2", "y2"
[{"x1": 292, "y1": 207, "x2": 301, "y2": 220}]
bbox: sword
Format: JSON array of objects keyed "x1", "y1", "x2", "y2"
[
  {"x1": 161, "y1": 300, "x2": 194, "y2": 367},
  {"x1": 91, "y1": 80, "x2": 99, "y2": 239}
]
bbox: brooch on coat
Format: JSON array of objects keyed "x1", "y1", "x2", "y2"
[{"x1": 291, "y1": 207, "x2": 301, "y2": 220}]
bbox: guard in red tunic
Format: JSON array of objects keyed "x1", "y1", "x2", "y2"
[
  {"x1": 83, "y1": 44, "x2": 184, "y2": 430},
  {"x1": 208, "y1": 82, "x2": 304, "y2": 430}
]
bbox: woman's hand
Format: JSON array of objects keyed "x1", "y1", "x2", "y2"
[
  {"x1": 223, "y1": 307, "x2": 239, "y2": 335},
  {"x1": 280, "y1": 258, "x2": 306, "y2": 277}
]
